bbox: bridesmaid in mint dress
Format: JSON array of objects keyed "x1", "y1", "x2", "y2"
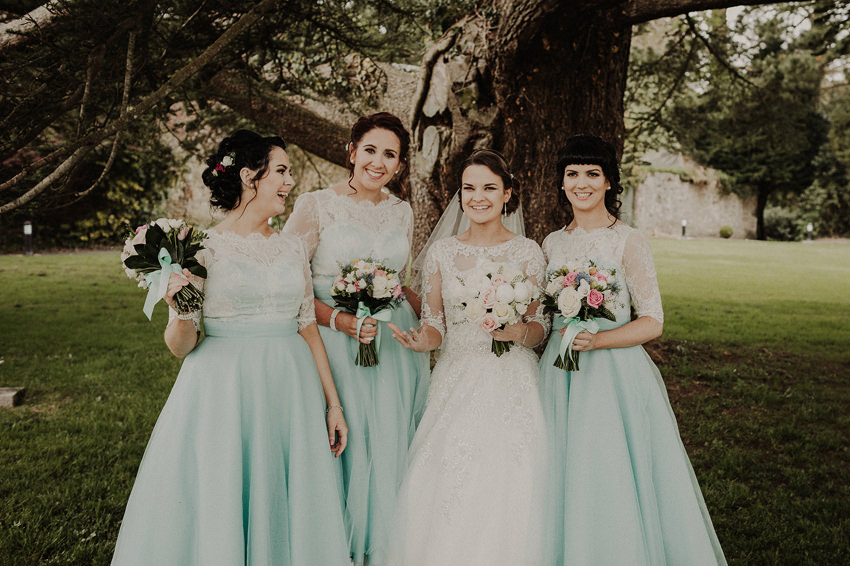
[
  {"x1": 112, "y1": 131, "x2": 350, "y2": 566},
  {"x1": 283, "y1": 113, "x2": 430, "y2": 566},
  {"x1": 538, "y1": 135, "x2": 727, "y2": 565}
]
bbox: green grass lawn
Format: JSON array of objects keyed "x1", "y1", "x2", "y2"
[{"x1": 0, "y1": 240, "x2": 848, "y2": 565}]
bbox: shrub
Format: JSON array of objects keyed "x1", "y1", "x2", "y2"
[{"x1": 718, "y1": 225, "x2": 734, "y2": 239}]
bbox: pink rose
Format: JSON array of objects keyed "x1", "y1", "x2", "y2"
[
  {"x1": 587, "y1": 289, "x2": 604, "y2": 308},
  {"x1": 481, "y1": 288, "x2": 497, "y2": 309},
  {"x1": 131, "y1": 227, "x2": 149, "y2": 246},
  {"x1": 375, "y1": 269, "x2": 387, "y2": 277},
  {"x1": 177, "y1": 226, "x2": 190, "y2": 240},
  {"x1": 480, "y1": 313, "x2": 498, "y2": 333},
  {"x1": 135, "y1": 225, "x2": 148, "y2": 234},
  {"x1": 563, "y1": 272, "x2": 578, "y2": 286},
  {"x1": 491, "y1": 276, "x2": 508, "y2": 287},
  {"x1": 392, "y1": 285, "x2": 403, "y2": 298}
]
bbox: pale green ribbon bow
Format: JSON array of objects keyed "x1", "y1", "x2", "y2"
[
  {"x1": 556, "y1": 315, "x2": 600, "y2": 371},
  {"x1": 143, "y1": 247, "x2": 183, "y2": 320},
  {"x1": 355, "y1": 301, "x2": 393, "y2": 351}
]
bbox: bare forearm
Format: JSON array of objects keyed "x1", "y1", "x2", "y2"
[
  {"x1": 403, "y1": 286, "x2": 421, "y2": 317},
  {"x1": 299, "y1": 323, "x2": 342, "y2": 407},
  {"x1": 164, "y1": 319, "x2": 199, "y2": 358},
  {"x1": 594, "y1": 316, "x2": 662, "y2": 349},
  {"x1": 521, "y1": 321, "x2": 546, "y2": 348}
]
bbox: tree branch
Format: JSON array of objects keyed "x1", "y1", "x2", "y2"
[
  {"x1": 0, "y1": 145, "x2": 94, "y2": 214},
  {"x1": 207, "y1": 70, "x2": 351, "y2": 168},
  {"x1": 626, "y1": 0, "x2": 807, "y2": 25},
  {"x1": 0, "y1": 0, "x2": 276, "y2": 203},
  {"x1": 0, "y1": 0, "x2": 61, "y2": 51}
]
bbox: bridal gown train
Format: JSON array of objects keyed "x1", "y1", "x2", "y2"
[{"x1": 388, "y1": 235, "x2": 548, "y2": 566}]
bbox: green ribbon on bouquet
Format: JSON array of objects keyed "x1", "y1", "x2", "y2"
[
  {"x1": 142, "y1": 247, "x2": 183, "y2": 320},
  {"x1": 556, "y1": 316, "x2": 600, "y2": 372},
  {"x1": 355, "y1": 301, "x2": 393, "y2": 352}
]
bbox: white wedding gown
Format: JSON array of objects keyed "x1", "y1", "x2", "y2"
[{"x1": 387, "y1": 235, "x2": 548, "y2": 566}]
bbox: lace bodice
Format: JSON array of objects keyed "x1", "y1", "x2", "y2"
[
  {"x1": 542, "y1": 223, "x2": 663, "y2": 324},
  {"x1": 283, "y1": 188, "x2": 413, "y2": 300},
  {"x1": 419, "y1": 236, "x2": 549, "y2": 355},
  {"x1": 169, "y1": 230, "x2": 316, "y2": 330}
]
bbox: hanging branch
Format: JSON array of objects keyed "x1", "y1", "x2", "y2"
[
  {"x1": 0, "y1": 0, "x2": 62, "y2": 51},
  {"x1": 684, "y1": 14, "x2": 756, "y2": 86},
  {"x1": 65, "y1": 31, "x2": 137, "y2": 205},
  {"x1": 0, "y1": 0, "x2": 277, "y2": 212},
  {"x1": 0, "y1": 146, "x2": 95, "y2": 214}
]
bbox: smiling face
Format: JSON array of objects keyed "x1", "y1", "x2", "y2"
[
  {"x1": 349, "y1": 128, "x2": 401, "y2": 193},
  {"x1": 460, "y1": 164, "x2": 512, "y2": 226},
  {"x1": 245, "y1": 145, "x2": 294, "y2": 218},
  {"x1": 562, "y1": 163, "x2": 610, "y2": 214}
]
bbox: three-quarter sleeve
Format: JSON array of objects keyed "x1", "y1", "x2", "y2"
[
  {"x1": 621, "y1": 231, "x2": 664, "y2": 324},
  {"x1": 282, "y1": 192, "x2": 321, "y2": 257},
  {"x1": 520, "y1": 241, "x2": 550, "y2": 337},
  {"x1": 296, "y1": 238, "x2": 317, "y2": 330},
  {"x1": 419, "y1": 242, "x2": 446, "y2": 338}
]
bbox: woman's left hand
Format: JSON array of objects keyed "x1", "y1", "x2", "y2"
[
  {"x1": 326, "y1": 408, "x2": 348, "y2": 458},
  {"x1": 490, "y1": 321, "x2": 526, "y2": 343},
  {"x1": 571, "y1": 330, "x2": 598, "y2": 352}
]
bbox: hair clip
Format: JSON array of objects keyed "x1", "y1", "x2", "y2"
[{"x1": 212, "y1": 152, "x2": 236, "y2": 176}]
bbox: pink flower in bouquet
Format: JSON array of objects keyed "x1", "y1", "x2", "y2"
[
  {"x1": 177, "y1": 226, "x2": 190, "y2": 240},
  {"x1": 587, "y1": 288, "x2": 604, "y2": 308},
  {"x1": 564, "y1": 272, "x2": 578, "y2": 286},
  {"x1": 491, "y1": 276, "x2": 508, "y2": 287},
  {"x1": 375, "y1": 269, "x2": 387, "y2": 277},
  {"x1": 392, "y1": 285, "x2": 403, "y2": 298},
  {"x1": 481, "y1": 313, "x2": 498, "y2": 333},
  {"x1": 131, "y1": 227, "x2": 148, "y2": 246},
  {"x1": 481, "y1": 287, "x2": 497, "y2": 309}
]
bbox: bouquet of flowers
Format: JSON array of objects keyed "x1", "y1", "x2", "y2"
[
  {"x1": 449, "y1": 261, "x2": 538, "y2": 357},
  {"x1": 330, "y1": 258, "x2": 405, "y2": 367},
  {"x1": 541, "y1": 261, "x2": 620, "y2": 371},
  {"x1": 121, "y1": 218, "x2": 207, "y2": 320}
]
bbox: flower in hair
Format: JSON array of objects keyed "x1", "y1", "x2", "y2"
[{"x1": 212, "y1": 152, "x2": 236, "y2": 176}]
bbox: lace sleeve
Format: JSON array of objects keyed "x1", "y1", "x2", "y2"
[
  {"x1": 282, "y1": 192, "x2": 320, "y2": 257},
  {"x1": 419, "y1": 242, "x2": 446, "y2": 338},
  {"x1": 166, "y1": 247, "x2": 209, "y2": 332},
  {"x1": 520, "y1": 240, "x2": 550, "y2": 336},
  {"x1": 400, "y1": 202, "x2": 414, "y2": 284},
  {"x1": 296, "y1": 238, "x2": 317, "y2": 330},
  {"x1": 621, "y1": 231, "x2": 664, "y2": 324}
]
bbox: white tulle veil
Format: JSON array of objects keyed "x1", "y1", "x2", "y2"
[{"x1": 408, "y1": 190, "x2": 525, "y2": 293}]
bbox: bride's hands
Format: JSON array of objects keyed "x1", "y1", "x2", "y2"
[
  {"x1": 326, "y1": 407, "x2": 348, "y2": 458},
  {"x1": 388, "y1": 322, "x2": 431, "y2": 352},
  {"x1": 163, "y1": 268, "x2": 194, "y2": 310},
  {"x1": 490, "y1": 321, "x2": 526, "y2": 344},
  {"x1": 337, "y1": 312, "x2": 379, "y2": 345}
]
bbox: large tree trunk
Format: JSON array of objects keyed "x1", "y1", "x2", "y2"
[{"x1": 408, "y1": 1, "x2": 633, "y2": 248}]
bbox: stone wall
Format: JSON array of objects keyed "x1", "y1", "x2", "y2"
[{"x1": 632, "y1": 151, "x2": 756, "y2": 239}]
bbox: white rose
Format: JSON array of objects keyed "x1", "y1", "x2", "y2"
[
  {"x1": 515, "y1": 302, "x2": 528, "y2": 316},
  {"x1": 335, "y1": 281, "x2": 346, "y2": 291},
  {"x1": 155, "y1": 218, "x2": 170, "y2": 231},
  {"x1": 373, "y1": 275, "x2": 389, "y2": 291},
  {"x1": 346, "y1": 283, "x2": 356, "y2": 293},
  {"x1": 465, "y1": 299, "x2": 485, "y2": 320},
  {"x1": 514, "y1": 281, "x2": 532, "y2": 303},
  {"x1": 495, "y1": 283, "x2": 515, "y2": 304},
  {"x1": 492, "y1": 301, "x2": 512, "y2": 324},
  {"x1": 557, "y1": 288, "x2": 582, "y2": 318},
  {"x1": 577, "y1": 279, "x2": 590, "y2": 297},
  {"x1": 168, "y1": 218, "x2": 184, "y2": 231}
]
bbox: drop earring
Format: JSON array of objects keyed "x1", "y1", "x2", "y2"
[{"x1": 503, "y1": 201, "x2": 507, "y2": 217}]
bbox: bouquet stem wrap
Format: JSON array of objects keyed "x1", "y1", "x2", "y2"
[
  {"x1": 142, "y1": 247, "x2": 183, "y2": 320},
  {"x1": 554, "y1": 316, "x2": 600, "y2": 371},
  {"x1": 354, "y1": 302, "x2": 394, "y2": 367}
]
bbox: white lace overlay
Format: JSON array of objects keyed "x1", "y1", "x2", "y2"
[
  {"x1": 169, "y1": 230, "x2": 317, "y2": 331},
  {"x1": 390, "y1": 235, "x2": 548, "y2": 565},
  {"x1": 419, "y1": 236, "x2": 550, "y2": 350},
  {"x1": 283, "y1": 189, "x2": 414, "y2": 296},
  {"x1": 542, "y1": 223, "x2": 664, "y2": 324}
]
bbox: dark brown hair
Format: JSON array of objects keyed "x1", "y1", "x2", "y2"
[
  {"x1": 346, "y1": 112, "x2": 411, "y2": 200},
  {"x1": 458, "y1": 149, "x2": 521, "y2": 214},
  {"x1": 555, "y1": 134, "x2": 623, "y2": 227}
]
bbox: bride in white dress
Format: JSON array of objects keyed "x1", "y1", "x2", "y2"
[{"x1": 387, "y1": 150, "x2": 548, "y2": 566}]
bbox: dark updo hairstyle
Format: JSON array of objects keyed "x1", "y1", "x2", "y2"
[
  {"x1": 346, "y1": 112, "x2": 411, "y2": 200},
  {"x1": 458, "y1": 148, "x2": 521, "y2": 214},
  {"x1": 555, "y1": 134, "x2": 623, "y2": 227},
  {"x1": 202, "y1": 129, "x2": 287, "y2": 210}
]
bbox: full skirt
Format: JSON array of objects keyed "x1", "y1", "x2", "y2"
[
  {"x1": 111, "y1": 322, "x2": 349, "y2": 566},
  {"x1": 538, "y1": 326, "x2": 727, "y2": 566},
  {"x1": 318, "y1": 300, "x2": 430, "y2": 566}
]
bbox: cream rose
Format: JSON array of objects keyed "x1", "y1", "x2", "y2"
[{"x1": 557, "y1": 288, "x2": 582, "y2": 318}]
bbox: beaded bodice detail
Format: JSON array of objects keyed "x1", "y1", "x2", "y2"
[
  {"x1": 283, "y1": 188, "x2": 413, "y2": 300},
  {"x1": 542, "y1": 223, "x2": 663, "y2": 324},
  {"x1": 419, "y1": 236, "x2": 549, "y2": 355}
]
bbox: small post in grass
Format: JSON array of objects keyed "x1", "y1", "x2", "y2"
[
  {"x1": 681, "y1": 218, "x2": 687, "y2": 239},
  {"x1": 23, "y1": 221, "x2": 33, "y2": 255},
  {"x1": 806, "y1": 222, "x2": 814, "y2": 242}
]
